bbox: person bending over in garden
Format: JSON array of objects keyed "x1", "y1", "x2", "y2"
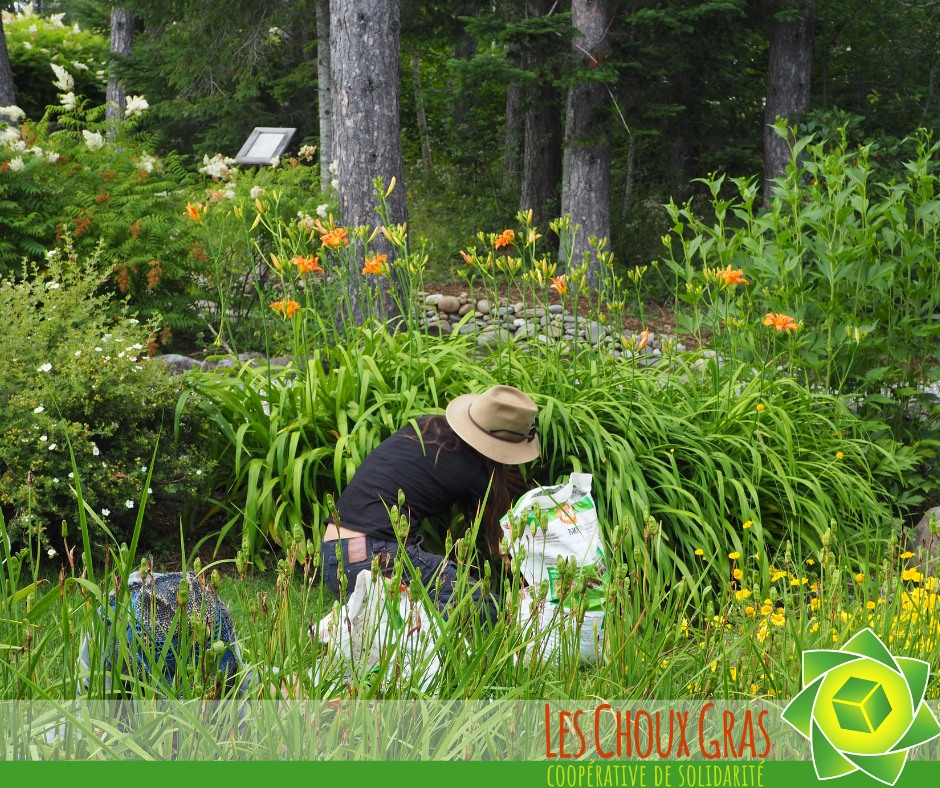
[{"x1": 321, "y1": 384, "x2": 539, "y2": 625}]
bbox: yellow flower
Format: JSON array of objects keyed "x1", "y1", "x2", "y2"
[
  {"x1": 694, "y1": 548, "x2": 704, "y2": 556},
  {"x1": 743, "y1": 520, "x2": 752, "y2": 529},
  {"x1": 855, "y1": 573, "x2": 866, "y2": 583},
  {"x1": 735, "y1": 588, "x2": 752, "y2": 600},
  {"x1": 900, "y1": 551, "x2": 915, "y2": 559},
  {"x1": 866, "y1": 600, "x2": 876, "y2": 610},
  {"x1": 841, "y1": 611, "x2": 849, "y2": 622},
  {"x1": 903, "y1": 568, "x2": 924, "y2": 583},
  {"x1": 745, "y1": 606, "x2": 755, "y2": 616},
  {"x1": 750, "y1": 683, "x2": 758, "y2": 694},
  {"x1": 771, "y1": 613, "x2": 786, "y2": 626},
  {"x1": 733, "y1": 568, "x2": 743, "y2": 580},
  {"x1": 811, "y1": 597, "x2": 819, "y2": 610},
  {"x1": 710, "y1": 661, "x2": 717, "y2": 672},
  {"x1": 761, "y1": 603, "x2": 772, "y2": 615},
  {"x1": 836, "y1": 451, "x2": 844, "y2": 459},
  {"x1": 729, "y1": 552, "x2": 740, "y2": 560},
  {"x1": 806, "y1": 558, "x2": 815, "y2": 565},
  {"x1": 756, "y1": 403, "x2": 764, "y2": 411},
  {"x1": 811, "y1": 622, "x2": 819, "y2": 632},
  {"x1": 729, "y1": 668, "x2": 737, "y2": 680}
]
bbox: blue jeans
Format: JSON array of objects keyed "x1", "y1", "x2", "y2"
[{"x1": 320, "y1": 534, "x2": 499, "y2": 625}]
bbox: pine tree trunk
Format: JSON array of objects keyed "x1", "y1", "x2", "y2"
[
  {"x1": 764, "y1": 0, "x2": 815, "y2": 202},
  {"x1": 621, "y1": 133, "x2": 637, "y2": 221},
  {"x1": 502, "y1": 81, "x2": 522, "y2": 188},
  {"x1": 451, "y1": 4, "x2": 477, "y2": 128},
  {"x1": 316, "y1": 0, "x2": 333, "y2": 194},
  {"x1": 0, "y1": 14, "x2": 17, "y2": 125},
  {"x1": 331, "y1": 0, "x2": 406, "y2": 325},
  {"x1": 566, "y1": 0, "x2": 610, "y2": 289},
  {"x1": 411, "y1": 47, "x2": 432, "y2": 170},
  {"x1": 520, "y1": 0, "x2": 562, "y2": 225},
  {"x1": 520, "y1": 97, "x2": 562, "y2": 225},
  {"x1": 559, "y1": 90, "x2": 574, "y2": 230},
  {"x1": 105, "y1": 7, "x2": 135, "y2": 126}
]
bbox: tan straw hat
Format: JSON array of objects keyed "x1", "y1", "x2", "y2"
[{"x1": 445, "y1": 385, "x2": 540, "y2": 465}]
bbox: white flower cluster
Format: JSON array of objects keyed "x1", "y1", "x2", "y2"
[
  {"x1": 83, "y1": 130, "x2": 104, "y2": 152},
  {"x1": 1, "y1": 127, "x2": 20, "y2": 147},
  {"x1": 0, "y1": 105, "x2": 25, "y2": 122},
  {"x1": 49, "y1": 12, "x2": 66, "y2": 28},
  {"x1": 250, "y1": 185, "x2": 265, "y2": 199},
  {"x1": 316, "y1": 203, "x2": 329, "y2": 219},
  {"x1": 329, "y1": 159, "x2": 339, "y2": 190},
  {"x1": 199, "y1": 153, "x2": 237, "y2": 180},
  {"x1": 125, "y1": 95, "x2": 149, "y2": 117},
  {"x1": 51, "y1": 63, "x2": 74, "y2": 93},
  {"x1": 9, "y1": 157, "x2": 24, "y2": 172},
  {"x1": 72, "y1": 61, "x2": 89, "y2": 71},
  {"x1": 60, "y1": 93, "x2": 77, "y2": 111},
  {"x1": 297, "y1": 212, "x2": 317, "y2": 232},
  {"x1": 298, "y1": 144, "x2": 316, "y2": 161},
  {"x1": 138, "y1": 153, "x2": 158, "y2": 173}
]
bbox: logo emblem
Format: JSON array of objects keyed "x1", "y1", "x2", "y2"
[{"x1": 782, "y1": 628, "x2": 940, "y2": 784}]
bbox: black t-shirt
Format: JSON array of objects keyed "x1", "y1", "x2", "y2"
[{"x1": 328, "y1": 415, "x2": 495, "y2": 542}]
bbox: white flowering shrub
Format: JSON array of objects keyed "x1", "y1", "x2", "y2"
[
  {"x1": 0, "y1": 248, "x2": 214, "y2": 554},
  {"x1": 0, "y1": 70, "x2": 205, "y2": 348},
  {"x1": 1, "y1": 7, "x2": 108, "y2": 118}
]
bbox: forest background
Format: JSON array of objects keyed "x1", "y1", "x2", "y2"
[{"x1": 4, "y1": 0, "x2": 938, "y2": 288}]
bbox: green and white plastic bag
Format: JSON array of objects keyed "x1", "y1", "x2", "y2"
[{"x1": 500, "y1": 472, "x2": 608, "y2": 609}]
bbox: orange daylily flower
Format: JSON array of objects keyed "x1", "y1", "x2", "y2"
[
  {"x1": 762, "y1": 312, "x2": 799, "y2": 332},
  {"x1": 292, "y1": 254, "x2": 323, "y2": 274},
  {"x1": 270, "y1": 298, "x2": 300, "y2": 318},
  {"x1": 715, "y1": 265, "x2": 749, "y2": 286},
  {"x1": 550, "y1": 275, "x2": 567, "y2": 295},
  {"x1": 494, "y1": 229, "x2": 515, "y2": 250},
  {"x1": 636, "y1": 328, "x2": 650, "y2": 351},
  {"x1": 362, "y1": 253, "x2": 388, "y2": 277},
  {"x1": 185, "y1": 202, "x2": 203, "y2": 223},
  {"x1": 459, "y1": 250, "x2": 474, "y2": 266},
  {"x1": 320, "y1": 227, "x2": 349, "y2": 248}
]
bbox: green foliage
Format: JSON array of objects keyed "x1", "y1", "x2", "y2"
[
  {"x1": 3, "y1": 466, "x2": 940, "y2": 706},
  {"x1": 178, "y1": 184, "x2": 904, "y2": 589},
  {"x1": 115, "y1": 0, "x2": 319, "y2": 157},
  {"x1": 661, "y1": 125, "x2": 940, "y2": 512},
  {"x1": 0, "y1": 249, "x2": 214, "y2": 553},
  {"x1": 181, "y1": 153, "x2": 333, "y2": 355},
  {"x1": 0, "y1": 91, "x2": 205, "y2": 337},
  {"x1": 3, "y1": 7, "x2": 108, "y2": 120}
]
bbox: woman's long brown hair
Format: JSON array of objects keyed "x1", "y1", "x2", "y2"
[{"x1": 409, "y1": 415, "x2": 510, "y2": 558}]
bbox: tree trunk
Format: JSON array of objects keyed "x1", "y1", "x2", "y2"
[
  {"x1": 316, "y1": 0, "x2": 333, "y2": 194},
  {"x1": 520, "y1": 0, "x2": 562, "y2": 226},
  {"x1": 411, "y1": 47, "x2": 432, "y2": 170},
  {"x1": 502, "y1": 81, "x2": 522, "y2": 188},
  {"x1": 764, "y1": 0, "x2": 815, "y2": 202},
  {"x1": 451, "y1": 4, "x2": 477, "y2": 128},
  {"x1": 520, "y1": 98, "x2": 562, "y2": 225},
  {"x1": 105, "y1": 6, "x2": 135, "y2": 127},
  {"x1": 565, "y1": 0, "x2": 610, "y2": 289},
  {"x1": 621, "y1": 133, "x2": 637, "y2": 221},
  {"x1": 0, "y1": 13, "x2": 17, "y2": 126},
  {"x1": 331, "y1": 0, "x2": 406, "y2": 325},
  {"x1": 559, "y1": 90, "x2": 574, "y2": 228}
]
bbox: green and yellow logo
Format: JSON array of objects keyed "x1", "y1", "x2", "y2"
[{"x1": 782, "y1": 628, "x2": 940, "y2": 784}]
